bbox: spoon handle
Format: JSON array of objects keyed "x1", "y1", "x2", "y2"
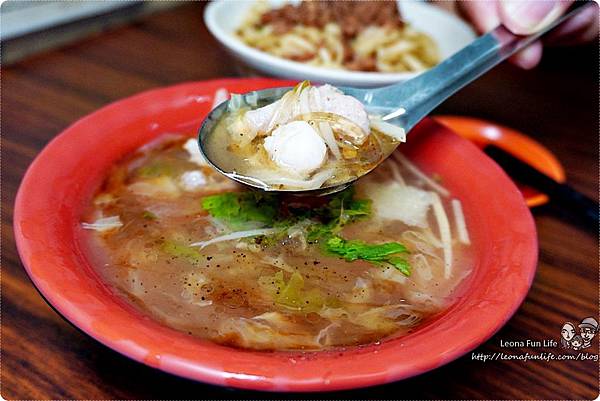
[{"x1": 367, "y1": 1, "x2": 593, "y2": 131}]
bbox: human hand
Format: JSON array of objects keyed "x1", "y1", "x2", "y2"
[{"x1": 458, "y1": 1, "x2": 598, "y2": 69}]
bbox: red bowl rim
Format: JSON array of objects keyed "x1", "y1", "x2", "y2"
[{"x1": 14, "y1": 78, "x2": 538, "y2": 392}]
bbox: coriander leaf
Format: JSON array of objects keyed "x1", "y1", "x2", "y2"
[
  {"x1": 325, "y1": 236, "x2": 408, "y2": 262},
  {"x1": 388, "y1": 256, "x2": 411, "y2": 276},
  {"x1": 319, "y1": 187, "x2": 371, "y2": 226},
  {"x1": 306, "y1": 220, "x2": 339, "y2": 243},
  {"x1": 201, "y1": 192, "x2": 278, "y2": 230},
  {"x1": 324, "y1": 236, "x2": 411, "y2": 276},
  {"x1": 318, "y1": 187, "x2": 367, "y2": 217},
  {"x1": 339, "y1": 198, "x2": 371, "y2": 226},
  {"x1": 303, "y1": 190, "x2": 372, "y2": 244},
  {"x1": 344, "y1": 199, "x2": 371, "y2": 217},
  {"x1": 301, "y1": 188, "x2": 371, "y2": 239}
]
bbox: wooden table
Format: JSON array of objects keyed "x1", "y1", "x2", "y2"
[{"x1": 2, "y1": 3, "x2": 598, "y2": 399}]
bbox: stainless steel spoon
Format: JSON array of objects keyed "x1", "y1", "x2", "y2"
[{"x1": 198, "y1": 1, "x2": 592, "y2": 196}]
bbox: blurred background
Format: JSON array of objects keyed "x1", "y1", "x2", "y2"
[
  {"x1": 2, "y1": 1, "x2": 598, "y2": 400},
  {"x1": 1, "y1": 1, "x2": 178, "y2": 64}
]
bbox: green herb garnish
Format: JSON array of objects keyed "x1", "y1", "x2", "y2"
[
  {"x1": 324, "y1": 187, "x2": 371, "y2": 220},
  {"x1": 201, "y1": 192, "x2": 278, "y2": 230},
  {"x1": 201, "y1": 187, "x2": 410, "y2": 275},
  {"x1": 324, "y1": 236, "x2": 411, "y2": 275}
]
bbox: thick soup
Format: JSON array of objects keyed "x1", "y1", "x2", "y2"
[{"x1": 83, "y1": 134, "x2": 471, "y2": 350}]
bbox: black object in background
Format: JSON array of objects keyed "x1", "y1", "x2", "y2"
[{"x1": 484, "y1": 145, "x2": 599, "y2": 227}]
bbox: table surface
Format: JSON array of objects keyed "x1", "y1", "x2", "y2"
[{"x1": 2, "y1": 3, "x2": 598, "y2": 399}]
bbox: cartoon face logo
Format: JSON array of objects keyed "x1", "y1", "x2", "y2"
[
  {"x1": 560, "y1": 317, "x2": 598, "y2": 350},
  {"x1": 578, "y1": 317, "x2": 598, "y2": 349},
  {"x1": 570, "y1": 335, "x2": 584, "y2": 350},
  {"x1": 561, "y1": 322, "x2": 576, "y2": 345}
]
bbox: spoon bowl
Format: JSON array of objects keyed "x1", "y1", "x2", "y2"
[
  {"x1": 197, "y1": 84, "x2": 405, "y2": 196},
  {"x1": 198, "y1": 2, "x2": 592, "y2": 196},
  {"x1": 198, "y1": 86, "x2": 355, "y2": 196}
]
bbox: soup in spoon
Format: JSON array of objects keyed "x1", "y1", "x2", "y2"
[{"x1": 204, "y1": 82, "x2": 406, "y2": 190}]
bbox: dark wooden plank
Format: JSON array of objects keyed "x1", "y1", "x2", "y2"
[{"x1": 2, "y1": 2, "x2": 598, "y2": 399}]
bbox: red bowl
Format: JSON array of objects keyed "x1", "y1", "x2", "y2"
[{"x1": 14, "y1": 78, "x2": 537, "y2": 392}]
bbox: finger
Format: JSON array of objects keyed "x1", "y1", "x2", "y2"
[
  {"x1": 429, "y1": 0, "x2": 458, "y2": 15},
  {"x1": 545, "y1": 4, "x2": 599, "y2": 45},
  {"x1": 458, "y1": 0, "x2": 501, "y2": 33},
  {"x1": 577, "y1": 15, "x2": 600, "y2": 43},
  {"x1": 509, "y1": 40, "x2": 543, "y2": 69},
  {"x1": 499, "y1": 0, "x2": 574, "y2": 35}
]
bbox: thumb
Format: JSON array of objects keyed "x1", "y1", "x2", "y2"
[{"x1": 498, "y1": 0, "x2": 573, "y2": 35}]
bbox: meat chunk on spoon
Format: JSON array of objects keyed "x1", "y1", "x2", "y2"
[
  {"x1": 263, "y1": 121, "x2": 327, "y2": 177},
  {"x1": 243, "y1": 84, "x2": 370, "y2": 142}
]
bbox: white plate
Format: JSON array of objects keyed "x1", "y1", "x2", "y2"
[{"x1": 204, "y1": 0, "x2": 477, "y2": 88}]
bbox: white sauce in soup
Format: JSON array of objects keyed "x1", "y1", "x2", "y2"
[{"x1": 82, "y1": 135, "x2": 471, "y2": 350}]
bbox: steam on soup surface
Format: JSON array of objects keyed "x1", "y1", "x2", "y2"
[{"x1": 83, "y1": 134, "x2": 471, "y2": 350}]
